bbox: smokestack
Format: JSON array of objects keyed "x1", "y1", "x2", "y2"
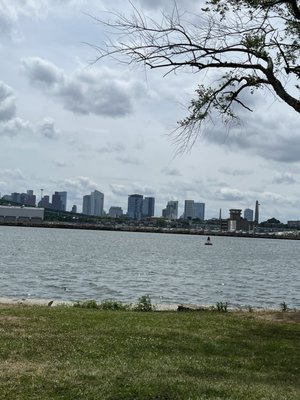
[{"x1": 254, "y1": 200, "x2": 260, "y2": 224}]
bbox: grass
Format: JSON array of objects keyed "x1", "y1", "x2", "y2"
[{"x1": 0, "y1": 305, "x2": 299, "y2": 400}]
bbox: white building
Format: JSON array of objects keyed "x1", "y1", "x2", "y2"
[{"x1": 0, "y1": 206, "x2": 44, "y2": 221}]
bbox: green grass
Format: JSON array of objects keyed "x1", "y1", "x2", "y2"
[{"x1": 0, "y1": 306, "x2": 299, "y2": 400}]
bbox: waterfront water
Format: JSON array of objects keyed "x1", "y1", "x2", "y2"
[{"x1": 0, "y1": 226, "x2": 299, "y2": 308}]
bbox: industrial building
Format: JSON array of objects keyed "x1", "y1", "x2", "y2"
[{"x1": 0, "y1": 206, "x2": 44, "y2": 223}]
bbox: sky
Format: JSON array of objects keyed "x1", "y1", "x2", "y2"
[{"x1": 0, "y1": 0, "x2": 299, "y2": 222}]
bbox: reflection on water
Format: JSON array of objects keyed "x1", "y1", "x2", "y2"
[{"x1": 0, "y1": 226, "x2": 299, "y2": 308}]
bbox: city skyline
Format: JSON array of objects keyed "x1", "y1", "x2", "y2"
[
  {"x1": 0, "y1": 1, "x2": 299, "y2": 223},
  {"x1": 0, "y1": 187, "x2": 264, "y2": 223}
]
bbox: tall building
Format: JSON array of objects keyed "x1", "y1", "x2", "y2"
[
  {"x1": 163, "y1": 200, "x2": 178, "y2": 219},
  {"x1": 127, "y1": 194, "x2": 143, "y2": 219},
  {"x1": 142, "y1": 197, "x2": 155, "y2": 217},
  {"x1": 244, "y1": 208, "x2": 253, "y2": 221},
  {"x1": 82, "y1": 195, "x2": 91, "y2": 215},
  {"x1": 254, "y1": 200, "x2": 260, "y2": 224},
  {"x1": 184, "y1": 200, "x2": 195, "y2": 219},
  {"x1": 58, "y1": 191, "x2": 67, "y2": 211},
  {"x1": 38, "y1": 195, "x2": 50, "y2": 208},
  {"x1": 82, "y1": 190, "x2": 104, "y2": 216},
  {"x1": 90, "y1": 190, "x2": 104, "y2": 216},
  {"x1": 52, "y1": 192, "x2": 64, "y2": 211},
  {"x1": 71, "y1": 205, "x2": 77, "y2": 213},
  {"x1": 194, "y1": 202, "x2": 205, "y2": 220}
]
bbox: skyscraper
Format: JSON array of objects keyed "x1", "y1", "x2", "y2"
[
  {"x1": 82, "y1": 195, "x2": 91, "y2": 215},
  {"x1": 163, "y1": 200, "x2": 178, "y2": 219},
  {"x1": 82, "y1": 190, "x2": 104, "y2": 216},
  {"x1": 142, "y1": 197, "x2": 155, "y2": 217},
  {"x1": 58, "y1": 191, "x2": 67, "y2": 211},
  {"x1": 244, "y1": 208, "x2": 253, "y2": 221},
  {"x1": 127, "y1": 194, "x2": 143, "y2": 219},
  {"x1": 194, "y1": 202, "x2": 205, "y2": 220},
  {"x1": 184, "y1": 200, "x2": 195, "y2": 219},
  {"x1": 254, "y1": 200, "x2": 260, "y2": 224},
  {"x1": 52, "y1": 192, "x2": 64, "y2": 211},
  {"x1": 90, "y1": 190, "x2": 104, "y2": 216}
]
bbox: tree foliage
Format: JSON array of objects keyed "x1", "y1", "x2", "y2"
[{"x1": 93, "y1": 0, "x2": 300, "y2": 150}]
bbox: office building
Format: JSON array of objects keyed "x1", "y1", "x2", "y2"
[
  {"x1": 90, "y1": 190, "x2": 104, "y2": 216},
  {"x1": 127, "y1": 194, "x2": 143, "y2": 219},
  {"x1": 162, "y1": 200, "x2": 178, "y2": 219},
  {"x1": 82, "y1": 195, "x2": 91, "y2": 215},
  {"x1": 38, "y1": 195, "x2": 50, "y2": 208},
  {"x1": 194, "y1": 202, "x2": 205, "y2": 220},
  {"x1": 58, "y1": 191, "x2": 67, "y2": 211},
  {"x1": 71, "y1": 205, "x2": 77, "y2": 213},
  {"x1": 184, "y1": 200, "x2": 195, "y2": 219},
  {"x1": 142, "y1": 197, "x2": 155, "y2": 217},
  {"x1": 244, "y1": 208, "x2": 253, "y2": 221},
  {"x1": 52, "y1": 192, "x2": 64, "y2": 211},
  {"x1": 82, "y1": 190, "x2": 104, "y2": 216},
  {"x1": 109, "y1": 206, "x2": 123, "y2": 218}
]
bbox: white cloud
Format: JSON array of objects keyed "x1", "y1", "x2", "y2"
[
  {"x1": 0, "y1": 168, "x2": 24, "y2": 181},
  {"x1": 272, "y1": 171, "x2": 297, "y2": 185}
]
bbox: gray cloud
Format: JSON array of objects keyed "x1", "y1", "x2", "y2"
[
  {"x1": 220, "y1": 167, "x2": 252, "y2": 176},
  {"x1": 38, "y1": 117, "x2": 59, "y2": 140},
  {"x1": 203, "y1": 108, "x2": 300, "y2": 163},
  {"x1": 0, "y1": 168, "x2": 24, "y2": 181},
  {"x1": 21, "y1": 57, "x2": 142, "y2": 118},
  {"x1": 161, "y1": 167, "x2": 181, "y2": 176},
  {"x1": 0, "y1": 118, "x2": 30, "y2": 137},
  {"x1": 116, "y1": 156, "x2": 142, "y2": 165},
  {"x1": 272, "y1": 171, "x2": 297, "y2": 185},
  {"x1": 96, "y1": 142, "x2": 126, "y2": 154},
  {"x1": 63, "y1": 176, "x2": 100, "y2": 193},
  {"x1": 0, "y1": 82, "x2": 16, "y2": 121}
]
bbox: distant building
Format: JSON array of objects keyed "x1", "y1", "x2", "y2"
[
  {"x1": 244, "y1": 208, "x2": 253, "y2": 221},
  {"x1": 109, "y1": 206, "x2": 123, "y2": 218},
  {"x1": 127, "y1": 194, "x2": 143, "y2": 219},
  {"x1": 71, "y1": 205, "x2": 77, "y2": 213},
  {"x1": 82, "y1": 195, "x2": 91, "y2": 215},
  {"x1": 184, "y1": 200, "x2": 195, "y2": 219},
  {"x1": 82, "y1": 190, "x2": 104, "y2": 216},
  {"x1": 254, "y1": 200, "x2": 260, "y2": 224},
  {"x1": 58, "y1": 191, "x2": 67, "y2": 211},
  {"x1": 142, "y1": 197, "x2": 155, "y2": 217},
  {"x1": 52, "y1": 192, "x2": 64, "y2": 211},
  {"x1": 0, "y1": 205, "x2": 44, "y2": 221},
  {"x1": 163, "y1": 200, "x2": 178, "y2": 219},
  {"x1": 194, "y1": 202, "x2": 205, "y2": 220},
  {"x1": 38, "y1": 195, "x2": 50, "y2": 208}
]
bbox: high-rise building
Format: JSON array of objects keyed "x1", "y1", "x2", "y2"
[
  {"x1": 90, "y1": 190, "x2": 104, "y2": 216},
  {"x1": 82, "y1": 190, "x2": 104, "y2": 216},
  {"x1": 38, "y1": 195, "x2": 50, "y2": 208},
  {"x1": 184, "y1": 200, "x2": 195, "y2": 219},
  {"x1": 52, "y1": 192, "x2": 64, "y2": 211},
  {"x1": 194, "y1": 202, "x2": 205, "y2": 220},
  {"x1": 58, "y1": 191, "x2": 67, "y2": 211},
  {"x1": 127, "y1": 194, "x2": 143, "y2": 219},
  {"x1": 254, "y1": 200, "x2": 260, "y2": 224},
  {"x1": 244, "y1": 208, "x2": 253, "y2": 221},
  {"x1": 163, "y1": 200, "x2": 178, "y2": 219},
  {"x1": 142, "y1": 197, "x2": 155, "y2": 217},
  {"x1": 82, "y1": 195, "x2": 91, "y2": 215},
  {"x1": 71, "y1": 205, "x2": 77, "y2": 213}
]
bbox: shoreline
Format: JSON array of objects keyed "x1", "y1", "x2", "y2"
[
  {"x1": 0, "y1": 296, "x2": 297, "y2": 313},
  {"x1": 0, "y1": 221, "x2": 299, "y2": 240}
]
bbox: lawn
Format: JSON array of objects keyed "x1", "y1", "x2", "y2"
[{"x1": 0, "y1": 305, "x2": 299, "y2": 400}]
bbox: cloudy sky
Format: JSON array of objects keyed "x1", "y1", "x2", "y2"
[{"x1": 0, "y1": 0, "x2": 299, "y2": 222}]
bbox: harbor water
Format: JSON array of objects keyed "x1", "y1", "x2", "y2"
[{"x1": 0, "y1": 226, "x2": 299, "y2": 308}]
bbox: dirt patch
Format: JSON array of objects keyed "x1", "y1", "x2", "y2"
[{"x1": 254, "y1": 311, "x2": 300, "y2": 324}]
